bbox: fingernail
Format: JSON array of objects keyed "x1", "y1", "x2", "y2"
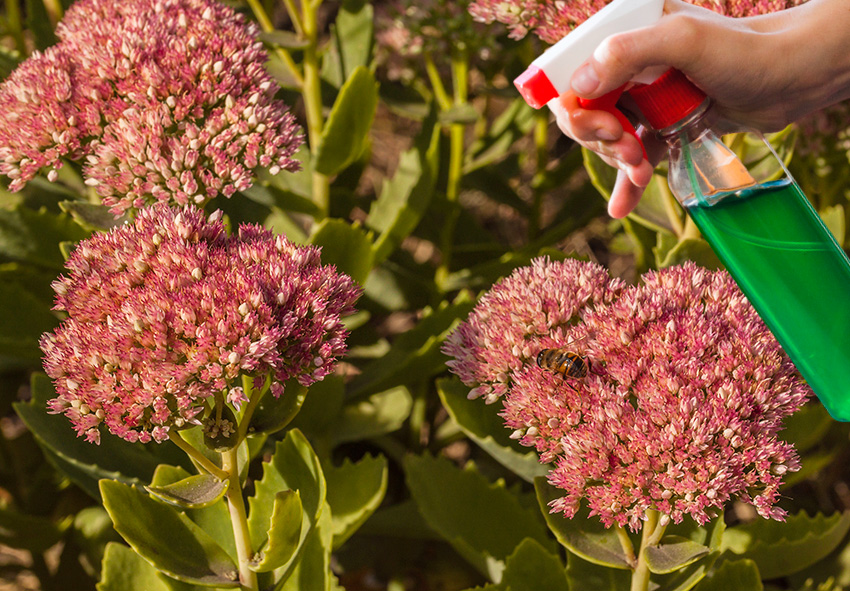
[
  {"x1": 596, "y1": 129, "x2": 617, "y2": 141},
  {"x1": 571, "y1": 65, "x2": 600, "y2": 95}
]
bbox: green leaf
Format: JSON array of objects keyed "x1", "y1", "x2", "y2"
[
  {"x1": 584, "y1": 150, "x2": 679, "y2": 234},
  {"x1": 819, "y1": 204, "x2": 846, "y2": 246},
  {"x1": 0, "y1": 280, "x2": 59, "y2": 359},
  {"x1": 309, "y1": 218, "x2": 374, "y2": 285},
  {"x1": 25, "y1": 0, "x2": 57, "y2": 50},
  {"x1": 97, "y1": 542, "x2": 171, "y2": 591},
  {"x1": 692, "y1": 559, "x2": 763, "y2": 591},
  {"x1": 656, "y1": 237, "x2": 722, "y2": 270},
  {"x1": 437, "y1": 377, "x2": 548, "y2": 482},
  {"x1": 14, "y1": 374, "x2": 165, "y2": 499},
  {"x1": 247, "y1": 429, "x2": 326, "y2": 586},
  {"x1": 535, "y1": 478, "x2": 631, "y2": 570},
  {"x1": 146, "y1": 474, "x2": 228, "y2": 509},
  {"x1": 405, "y1": 453, "x2": 554, "y2": 581},
  {"x1": 465, "y1": 98, "x2": 536, "y2": 173},
  {"x1": 278, "y1": 501, "x2": 334, "y2": 591},
  {"x1": 59, "y1": 201, "x2": 126, "y2": 231},
  {"x1": 259, "y1": 30, "x2": 310, "y2": 50},
  {"x1": 324, "y1": 454, "x2": 388, "y2": 548},
  {"x1": 249, "y1": 491, "x2": 303, "y2": 572},
  {"x1": 439, "y1": 103, "x2": 479, "y2": 125},
  {"x1": 645, "y1": 536, "x2": 710, "y2": 574},
  {"x1": 781, "y1": 402, "x2": 833, "y2": 454},
  {"x1": 721, "y1": 511, "x2": 850, "y2": 579},
  {"x1": 652, "y1": 517, "x2": 725, "y2": 591},
  {"x1": 332, "y1": 0, "x2": 374, "y2": 79},
  {"x1": 331, "y1": 386, "x2": 413, "y2": 444},
  {"x1": 149, "y1": 465, "x2": 237, "y2": 563},
  {"x1": 367, "y1": 109, "x2": 440, "y2": 264},
  {"x1": 500, "y1": 538, "x2": 568, "y2": 591},
  {"x1": 248, "y1": 382, "x2": 308, "y2": 436},
  {"x1": 314, "y1": 67, "x2": 378, "y2": 176},
  {"x1": 566, "y1": 553, "x2": 631, "y2": 591},
  {"x1": 0, "y1": 206, "x2": 90, "y2": 269},
  {"x1": 348, "y1": 293, "x2": 475, "y2": 399},
  {"x1": 100, "y1": 480, "x2": 239, "y2": 587}
]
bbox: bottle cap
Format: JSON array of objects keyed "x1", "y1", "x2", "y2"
[
  {"x1": 514, "y1": 65, "x2": 559, "y2": 110},
  {"x1": 628, "y1": 69, "x2": 707, "y2": 130}
]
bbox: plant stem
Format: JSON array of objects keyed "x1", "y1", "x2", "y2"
[
  {"x1": 615, "y1": 524, "x2": 637, "y2": 568},
  {"x1": 235, "y1": 374, "x2": 267, "y2": 442},
  {"x1": 529, "y1": 110, "x2": 550, "y2": 239},
  {"x1": 222, "y1": 448, "x2": 259, "y2": 591},
  {"x1": 299, "y1": 0, "x2": 330, "y2": 217},
  {"x1": 168, "y1": 430, "x2": 228, "y2": 481},
  {"x1": 630, "y1": 510, "x2": 667, "y2": 591},
  {"x1": 435, "y1": 53, "x2": 469, "y2": 291}
]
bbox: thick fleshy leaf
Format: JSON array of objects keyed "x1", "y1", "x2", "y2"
[
  {"x1": 247, "y1": 429, "x2": 326, "y2": 586},
  {"x1": 146, "y1": 474, "x2": 228, "y2": 509},
  {"x1": 820, "y1": 204, "x2": 846, "y2": 245},
  {"x1": 584, "y1": 149, "x2": 677, "y2": 233},
  {"x1": 97, "y1": 542, "x2": 171, "y2": 591},
  {"x1": 655, "y1": 237, "x2": 722, "y2": 270},
  {"x1": 645, "y1": 535, "x2": 710, "y2": 574},
  {"x1": 535, "y1": 478, "x2": 631, "y2": 570},
  {"x1": 692, "y1": 559, "x2": 763, "y2": 591},
  {"x1": 367, "y1": 109, "x2": 440, "y2": 264},
  {"x1": 59, "y1": 201, "x2": 126, "y2": 231},
  {"x1": 25, "y1": 0, "x2": 57, "y2": 50},
  {"x1": 0, "y1": 205, "x2": 90, "y2": 269},
  {"x1": 248, "y1": 382, "x2": 307, "y2": 436},
  {"x1": 249, "y1": 491, "x2": 303, "y2": 572},
  {"x1": 651, "y1": 516, "x2": 725, "y2": 591},
  {"x1": 721, "y1": 511, "x2": 850, "y2": 579},
  {"x1": 309, "y1": 218, "x2": 374, "y2": 285},
  {"x1": 464, "y1": 98, "x2": 536, "y2": 173},
  {"x1": 0, "y1": 280, "x2": 58, "y2": 359},
  {"x1": 324, "y1": 454, "x2": 388, "y2": 548},
  {"x1": 314, "y1": 67, "x2": 378, "y2": 176},
  {"x1": 332, "y1": 386, "x2": 412, "y2": 444},
  {"x1": 277, "y1": 501, "x2": 334, "y2": 591},
  {"x1": 566, "y1": 553, "x2": 631, "y2": 591},
  {"x1": 405, "y1": 453, "x2": 554, "y2": 581},
  {"x1": 100, "y1": 480, "x2": 239, "y2": 587},
  {"x1": 436, "y1": 377, "x2": 547, "y2": 483},
  {"x1": 348, "y1": 293, "x2": 475, "y2": 399},
  {"x1": 499, "y1": 538, "x2": 568, "y2": 591},
  {"x1": 331, "y1": 0, "x2": 374, "y2": 81},
  {"x1": 14, "y1": 374, "x2": 166, "y2": 499},
  {"x1": 149, "y1": 465, "x2": 237, "y2": 563}
]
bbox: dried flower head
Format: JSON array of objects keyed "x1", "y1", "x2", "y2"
[
  {"x1": 445, "y1": 260, "x2": 810, "y2": 530},
  {"x1": 0, "y1": 0, "x2": 302, "y2": 215},
  {"x1": 41, "y1": 205, "x2": 360, "y2": 444},
  {"x1": 442, "y1": 257, "x2": 624, "y2": 403},
  {"x1": 469, "y1": 0, "x2": 808, "y2": 44}
]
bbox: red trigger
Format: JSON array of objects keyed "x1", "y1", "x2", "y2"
[{"x1": 577, "y1": 84, "x2": 647, "y2": 160}]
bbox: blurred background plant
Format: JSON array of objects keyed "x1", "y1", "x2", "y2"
[{"x1": 2, "y1": 0, "x2": 850, "y2": 590}]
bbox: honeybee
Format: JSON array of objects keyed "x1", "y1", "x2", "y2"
[{"x1": 536, "y1": 336, "x2": 592, "y2": 391}]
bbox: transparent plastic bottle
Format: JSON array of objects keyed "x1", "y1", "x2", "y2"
[{"x1": 630, "y1": 70, "x2": 850, "y2": 420}]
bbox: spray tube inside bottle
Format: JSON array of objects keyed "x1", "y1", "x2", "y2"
[{"x1": 514, "y1": 3, "x2": 850, "y2": 420}]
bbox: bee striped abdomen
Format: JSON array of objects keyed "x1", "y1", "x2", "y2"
[{"x1": 536, "y1": 348, "x2": 589, "y2": 379}]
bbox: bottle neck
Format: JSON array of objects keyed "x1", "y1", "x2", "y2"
[{"x1": 656, "y1": 98, "x2": 713, "y2": 142}]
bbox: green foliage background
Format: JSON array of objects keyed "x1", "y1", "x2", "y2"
[{"x1": 3, "y1": 0, "x2": 850, "y2": 590}]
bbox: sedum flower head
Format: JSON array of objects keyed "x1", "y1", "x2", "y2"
[
  {"x1": 442, "y1": 257, "x2": 624, "y2": 403},
  {"x1": 445, "y1": 260, "x2": 810, "y2": 530},
  {"x1": 0, "y1": 0, "x2": 302, "y2": 215},
  {"x1": 41, "y1": 205, "x2": 360, "y2": 444},
  {"x1": 469, "y1": 0, "x2": 808, "y2": 44}
]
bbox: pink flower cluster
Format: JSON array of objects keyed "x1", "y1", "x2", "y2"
[
  {"x1": 0, "y1": 0, "x2": 302, "y2": 215},
  {"x1": 41, "y1": 205, "x2": 360, "y2": 444},
  {"x1": 443, "y1": 257, "x2": 624, "y2": 403},
  {"x1": 469, "y1": 0, "x2": 807, "y2": 44},
  {"x1": 444, "y1": 260, "x2": 810, "y2": 529}
]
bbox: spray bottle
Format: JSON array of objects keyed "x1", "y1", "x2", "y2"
[{"x1": 514, "y1": 0, "x2": 850, "y2": 421}]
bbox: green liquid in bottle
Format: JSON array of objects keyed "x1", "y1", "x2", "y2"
[{"x1": 686, "y1": 179, "x2": 850, "y2": 420}]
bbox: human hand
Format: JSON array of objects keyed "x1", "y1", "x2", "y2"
[{"x1": 550, "y1": 0, "x2": 847, "y2": 217}]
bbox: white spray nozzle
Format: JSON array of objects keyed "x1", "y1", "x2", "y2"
[{"x1": 514, "y1": 0, "x2": 664, "y2": 109}]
